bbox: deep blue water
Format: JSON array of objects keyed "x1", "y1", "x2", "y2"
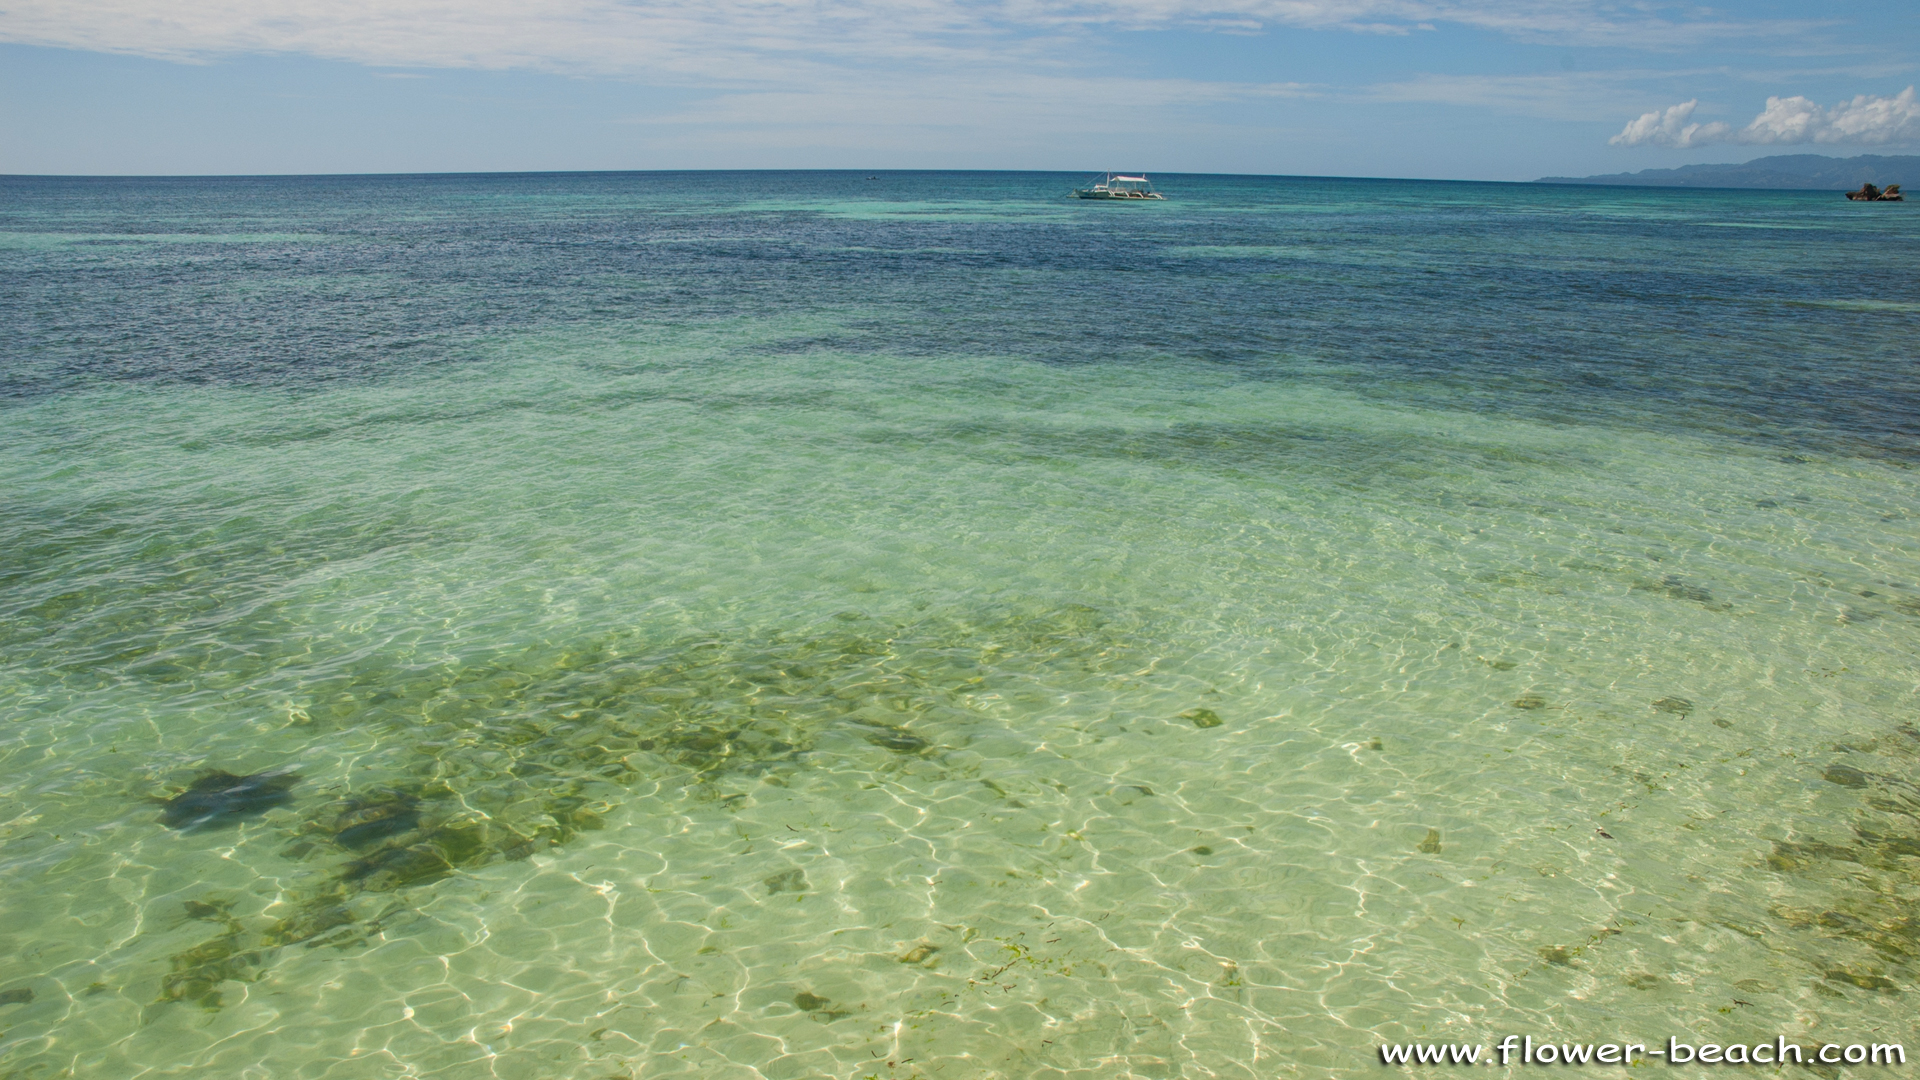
[{"x1": 5, "y1": 171, "x2": 1916, "y2": 454}]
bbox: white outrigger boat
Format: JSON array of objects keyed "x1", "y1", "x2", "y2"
[{"x1": 1072, "y1": 173, "x2": 1165, "y2": 200}]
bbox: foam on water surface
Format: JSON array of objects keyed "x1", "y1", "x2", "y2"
[{"x1": 1, "y1": 173, "x2": 1917, "y2": 1079}]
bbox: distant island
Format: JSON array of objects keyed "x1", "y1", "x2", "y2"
[{"x1": 1537, "y1": 154, "x2": 1918, "y2": 190}]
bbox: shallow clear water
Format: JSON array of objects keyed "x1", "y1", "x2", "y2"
[{"x1": 1, "y1": 172, "x2": 1917, "y2": 1079}]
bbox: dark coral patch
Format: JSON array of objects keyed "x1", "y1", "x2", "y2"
[
  {"x1": 340, "y1": 843, "x2": 455, "y2": 891},
  {"x1": 857, "y1": 723, "x2": 930, "y2": 753},
  {"x1": 764, "y1": 868, "x2": 807, "y2": 895},
  {"x1": 324, "y1": 789, "x2": 424, "y2": 849},
  {"x1": 158, "y1": 771, "x2": 298, "y2": 830},
  {"x1": 157, "y1": 923, "x2": 259, "y2": 1009},
  {"x1": 1823, "y1": 765, "x2": 1871, "y2": 789}
]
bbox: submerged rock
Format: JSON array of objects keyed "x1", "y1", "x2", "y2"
[
  {"x1": 158, "y1": 771, "x2": 298, "y2": 830},
  {"x1": 263, "y1": 902, "x2": 359, "y2": 949},
  {"x1": 856, "y1": 723, "x2": 930, "y2": 753},
  {"x1": 791, "y1": 990, "x2": 852, "y2": 1020},
  {"x1": 1823, "y1": 764, "x2": 1871, "y2": 789},
  {"x1": 1824, "y1": 969, "x2": 1899, "y2": 991},
  {"x1": 1181, "y1": 708, "x2": 1223, "y2": 729},
  {"x1": 1661, "y1": 575, "x2": 1716, "y2": 605},
  {"x1": 182, "y1": 899, "x2": 232, "y2": 921},
  {"x1": 157, "y1": 922, "x2": 258, "y2": 1009},
  {"x1": 764, "y1": 868, "x2": 807, "y2": 895},
  {"x1": 340, "y1": 843, "x2": 453, "y2": 891},
  {"x1": 325, "y1": 790, "x2": 422, "y2": 850},
  {"x1": 1766, "y1": 839, "x2": 1859, "y2": 872}
]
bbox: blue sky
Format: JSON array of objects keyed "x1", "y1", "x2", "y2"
[{"x1": 2, "y1": 0, "x2": 1915, "y2": 179}]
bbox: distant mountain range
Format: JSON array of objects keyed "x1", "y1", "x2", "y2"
[{"x1": 1536, "y1": 154, "x2": 1917, "y2": 190}]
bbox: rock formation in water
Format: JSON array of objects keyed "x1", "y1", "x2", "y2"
[{"x1": 1845, "y1": 183, "x2": 1904, "y2": 201}]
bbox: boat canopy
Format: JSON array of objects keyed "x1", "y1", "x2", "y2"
[{"x1": 1071, "y1": 171, "x2": 1165, "y2": 199}]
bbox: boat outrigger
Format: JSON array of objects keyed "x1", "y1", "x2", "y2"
[{"x1": 1073, "y1": 173, "x2": 1165, "y2": 200}]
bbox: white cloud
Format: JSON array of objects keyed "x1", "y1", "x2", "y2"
[
  {"x1": 0, "y1": 0, "x2": 1825, "y2": 80},
  {"x1": 1612, "y1": 87, "x2": 1920, "y2": 148},
  {"x1": 1740, "y1": 86, "x2": 1920, "y2": 144},
  {"x1": 1608, "y1": 99, "x2": 1731, "y2": 148}
]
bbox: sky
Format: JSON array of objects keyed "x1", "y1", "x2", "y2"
[{"x1": 1, "y1": 0, "x2": 1916, "y2": 179}]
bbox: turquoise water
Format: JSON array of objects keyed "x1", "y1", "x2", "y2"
[{"x1": 1, "y1": 172, "x2": 1917, "y2": 1078}]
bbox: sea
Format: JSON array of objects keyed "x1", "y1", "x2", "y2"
[{"x1": 1, "y1": 170, "x2": 1916, "y2": 1079}]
